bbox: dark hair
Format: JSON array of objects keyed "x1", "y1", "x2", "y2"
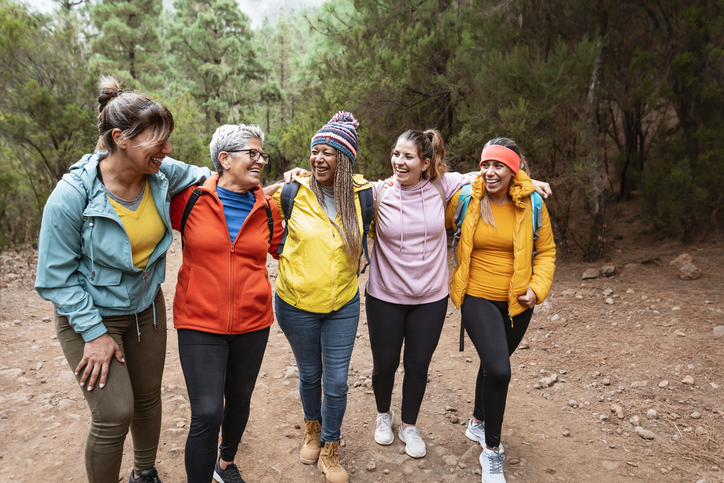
[
  {"x1": 395, "y1": 129, "x2": 448, "y2": 182},
  {"x1": 95, "y1": 76, "x2": 174, "y2": 154},
  {"x1": 483, "y1": 137, "x2": 529, "y2": 174}
]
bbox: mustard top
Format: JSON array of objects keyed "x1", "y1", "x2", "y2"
[
  {"x1": 107, "y1": 179, "x2": 165, "y2": 269},
  {"x1": 466, "y1": 201, "x2": 516, "y2": 301}
]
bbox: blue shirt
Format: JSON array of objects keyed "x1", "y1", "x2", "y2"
[{"x1": 217, "y1": 185, "x2": 255, "y2": 242}]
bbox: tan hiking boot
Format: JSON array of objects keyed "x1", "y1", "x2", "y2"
[
  {"x1": 300, "y1": 419, "x2": 322, "y2": 464},
  {"x1": 317, "y1": 440, "x2": 348, "y2": 483}
]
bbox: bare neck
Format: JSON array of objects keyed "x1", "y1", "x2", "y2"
[{"x1": 99, "y1": 153, "x2": 146, "y2": 200}]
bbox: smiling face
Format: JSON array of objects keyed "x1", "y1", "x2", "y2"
[
  {"x1": 391, "y1": 139, "x2": 430, "y2": 186},
  {"x1": 118, "y1": 128, "x2": 173, "y2": 175},
  {"x1": 480, "y1": 160, "x2": 514, "y2": 198},
  {"x1": 310, "y1": 143, "x2": 337, "y2": 187},
  {"x1": 221, "y1": 137, "x2": 266, "y2": 192}
]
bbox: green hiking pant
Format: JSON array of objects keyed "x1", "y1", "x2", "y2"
[{"x1": 55, "y1": 289, "x2": 166, "y2": 483}]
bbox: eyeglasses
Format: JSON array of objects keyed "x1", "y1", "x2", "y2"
[{"x1": 225, "y1": 149, "x2": 270, "y2": 162}]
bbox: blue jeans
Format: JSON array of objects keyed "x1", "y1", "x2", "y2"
[{"x1": 275, "y1": 292, "x2": 360, "y2": 442}]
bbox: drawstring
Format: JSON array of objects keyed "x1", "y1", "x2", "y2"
[
  {"x1": 421, "y1": 188, "x2": 427, "y2": 260},
  {"x1": 398, "y1": 187, "x2": 404, "y2": 252},
  {"x1": 89, "y1": 222, "x2": 96, "y2": 280},
  {"x1": 135, "y1": 313, "x2": 140, "y2": 342},
  {"x1": 134, "y1": 299, "x2": 157, "y2": 342}
]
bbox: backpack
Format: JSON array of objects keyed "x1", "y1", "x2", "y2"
[
  {"x1": 276, "y1": 180, "x2": 375, "y2": 273},
  {"x1": 179, "y1": 177, "x2": 275, "y2": 248}
]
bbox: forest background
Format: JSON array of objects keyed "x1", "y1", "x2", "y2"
[{"x1": 0, "y1": 0, "x2": 722, "y2": 261}]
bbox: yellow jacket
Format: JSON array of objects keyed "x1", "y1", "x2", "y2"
[
  {"x1": 273, "y1": 175, "x2": 371, "y2": 313},
  {"x1": 445, "y1": 171, "x2": 556, "y2": 317}
]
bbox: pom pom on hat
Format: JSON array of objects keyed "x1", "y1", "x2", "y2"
[{"x1": 311, "y1": 111, "x2": 359, "y2": 164}]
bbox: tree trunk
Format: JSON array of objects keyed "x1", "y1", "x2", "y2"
[{"x1": 584, "y1": 6, "x2": 607, "y2": 262}]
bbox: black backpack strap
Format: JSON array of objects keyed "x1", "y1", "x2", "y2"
[
  {"x1": 358, "y1": 186, "x2": 374, "y2": 274},
  {"x1": 180, "y1": 176, "x2": 207, "y2": 249},
  {"x1": 277, "y1": 180, "x2": 301, "y2": 255},
  {"x1": 264, "y1": 196, "x2": 274, "y2": 244}
]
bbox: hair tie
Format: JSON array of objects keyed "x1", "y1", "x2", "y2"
[
  {"x1": 112, "y1": 89, "x2": 124, "y2": 99},
  {"x1": 424, "y1": 132, "x2": 433, "y2": 143}
]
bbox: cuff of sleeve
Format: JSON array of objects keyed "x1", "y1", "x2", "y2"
[{"x1": 80, "y1": 323, "x2": 108, "y2": 343}]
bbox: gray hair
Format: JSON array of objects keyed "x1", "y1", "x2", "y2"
[{"x1": 209, "y1": 124, "x2": 265, "y2": 175}]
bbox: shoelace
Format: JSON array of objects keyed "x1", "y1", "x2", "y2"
[
  {"x1": 304, "y1": 420, "x2": 319, "y2": 444},
  {"x1": 218, "y1": 463, "x2": 244, "y2": 483},
  {"x1": 135, "y1": 468, "x2": 161, "y2": 483},
  {"x1": 404, "y1": 426, "x2": 423, "y2": 443},
  {"x1": 326, "y1": 442, "x2": 340, "y2": 466},
  {"x1": 486, "y1": 449, "x2": 507, "y2": 475},
  {"x1": 376, "y1": 414, "x2": 391, "y2": 430}
]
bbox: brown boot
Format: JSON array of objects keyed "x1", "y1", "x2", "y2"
[
  {"x1": 318, "y1": 440, "x2": 348, "y2": 483},
  {"x1": 300, "y1": 419, "x2": 322, "y2": 464}
]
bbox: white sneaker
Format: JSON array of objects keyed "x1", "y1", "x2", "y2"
[
  {"x1": 374, "y1": 410, "x2": 395, "y2": 445},
  {"x1": 480, "y1": 447, "x2": 507, "y2": 483},
  {"x1": 398, "y1": 425, "x2": 426, "y2": 458},
  {"x1": 466, "y1": 418, "x2": 504, "y2": 453}
]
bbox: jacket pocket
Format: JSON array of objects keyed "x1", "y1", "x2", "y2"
[
  {"x1": 185, "y1": 266, "x2": 222, "y2": 330},
  {"x1": 82, "y1": 268, "x2": 132, "y2": 309}
]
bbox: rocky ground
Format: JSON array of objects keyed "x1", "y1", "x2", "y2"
[{"x1": 1, "y1": 224, "x2": 723, "y2": 482}]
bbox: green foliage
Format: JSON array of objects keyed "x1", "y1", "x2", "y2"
[
  {"x1": 87, "y1": 0, "x2": 163, "y2": 81},
  {"x1": 167, "y1": 0, "x2": 260, "y2": 124},
  {"x1": 0, "y1": 0, "x2": 723, "y2": 251}
]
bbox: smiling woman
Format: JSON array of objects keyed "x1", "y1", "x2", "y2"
[
  {"x1": 169, "y1": 123, "x2": 283, "y2": 483},
  {"x1": 34, "y1": 76, "x2": 210, "y2": 483}
]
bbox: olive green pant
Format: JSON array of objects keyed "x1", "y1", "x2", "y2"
[{"x1": 55, "y1": 289, "x2": 166, "y2": 483}]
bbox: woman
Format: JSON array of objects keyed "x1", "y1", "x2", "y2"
[
  {"x1": 169, "y1": 124, "x2": 283, "y2": 483},
  {"x1": 446, "y1": 138, "x2": 556, "y2": 483},
  {"x1": 35, "y1": 77, "x2": 210, "y2": 483},
  {"x1": 272, "y1": 112, "x2": 369, "y2": 483},
  {"x1": 365, "y1": 129, "x2": 478, "y2": 458}
]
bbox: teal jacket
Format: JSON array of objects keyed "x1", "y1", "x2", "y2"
[{"x1": 35, "y1": 152, "x2": 210, "y2": 342}]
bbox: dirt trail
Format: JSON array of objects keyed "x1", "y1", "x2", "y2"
[{"x1": 1, "y1": 230, "x2": 723, "y2": 482}]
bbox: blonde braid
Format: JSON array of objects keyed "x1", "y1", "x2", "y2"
[{"x1": 310, "y1": 151, "x2": 362, "y2": 262}]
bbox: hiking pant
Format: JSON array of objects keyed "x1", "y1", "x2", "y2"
[
  {"x1": 275, "y1": 291, "x2": 360, "y2": 442},
  {"x1": 461, "y1": 295, "x2": 532, "y2": 448},
  {"x1": 365, "y1": 293, "x2": 448, "y2": 425},
  {"x1": 178, "y1": 327, "x2": 269, "y2": 483},
  {"x1": 55, "y1": 289, "x2": 166, "y2": 483}
]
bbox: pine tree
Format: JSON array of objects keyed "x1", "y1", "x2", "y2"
[
  {"x1": 88, "y1": 0, "x2": 162, "y2": 80},
  {"x1": 167, "y1": 0, "x2": 260, "y2": 124}
]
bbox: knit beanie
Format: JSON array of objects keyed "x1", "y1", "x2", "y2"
[{"x1": 310, "y1": 111, "x2": 359, "y2": 164}]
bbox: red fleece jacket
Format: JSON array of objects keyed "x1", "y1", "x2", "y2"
[{"x1": 170, "y1": 174, "x2": 283, "y2": 334}]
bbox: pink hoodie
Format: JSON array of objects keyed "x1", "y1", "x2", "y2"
[{"x1": 365, "y1": 172, "x2": 476, "y2": 305}]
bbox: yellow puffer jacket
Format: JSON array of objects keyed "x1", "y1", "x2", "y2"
[
  {"x1": 445, "y1": 171, "x2": 556, "y2": 317},
  {"x1": 273, "y1": 174, "x2": 371, "y2": 313}
]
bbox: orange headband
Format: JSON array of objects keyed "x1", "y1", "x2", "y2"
[{"x1": 480, "y1": 145, "x2": 520, "y2": 174}]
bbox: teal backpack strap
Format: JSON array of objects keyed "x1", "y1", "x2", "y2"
[
  {"x1": 451, "y1": 183, "x2": 473, "y2": 268},
  {"x1": 277, "y1": 181, "x2": 301, "y2": 255},
  {"x1": 530, "y1": 191, "x2": 543, "y2": 262},
  {"x1": 358, "y1": 186, "x2": 374, "y2": 274}
]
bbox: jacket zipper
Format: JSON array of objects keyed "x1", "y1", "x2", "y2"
[
  {"x1": 330, "y1": 227, "x2": 336, "y2": 311},
  {"x1": 508, "y1": 198, "x2": 525, "y2": 326}
]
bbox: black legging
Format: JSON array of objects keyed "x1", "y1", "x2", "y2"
[
  {"x1": 365, "y1": 293, "x2": 448, "y2": 425},
  {"x1": 178, "y1": 327, "x2": 269, "y2": 483},
  {"x1": 461, "y1": 295, "x2": 532, "y2": 448}
]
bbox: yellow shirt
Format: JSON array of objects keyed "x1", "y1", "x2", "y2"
[
  {"x1": 108, "y1": 180, "x2": 165, "y2": 269},
  {"x1": 466, "y1": 201, "x2": 515, "y2": 301}
]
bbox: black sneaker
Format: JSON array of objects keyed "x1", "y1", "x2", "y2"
[
  {"x1": 213, "y1": 457, "x2": 246, "y2": 483},
  {"x1": 129, "y1": 468, "x2": 162, "y2": 483}
]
